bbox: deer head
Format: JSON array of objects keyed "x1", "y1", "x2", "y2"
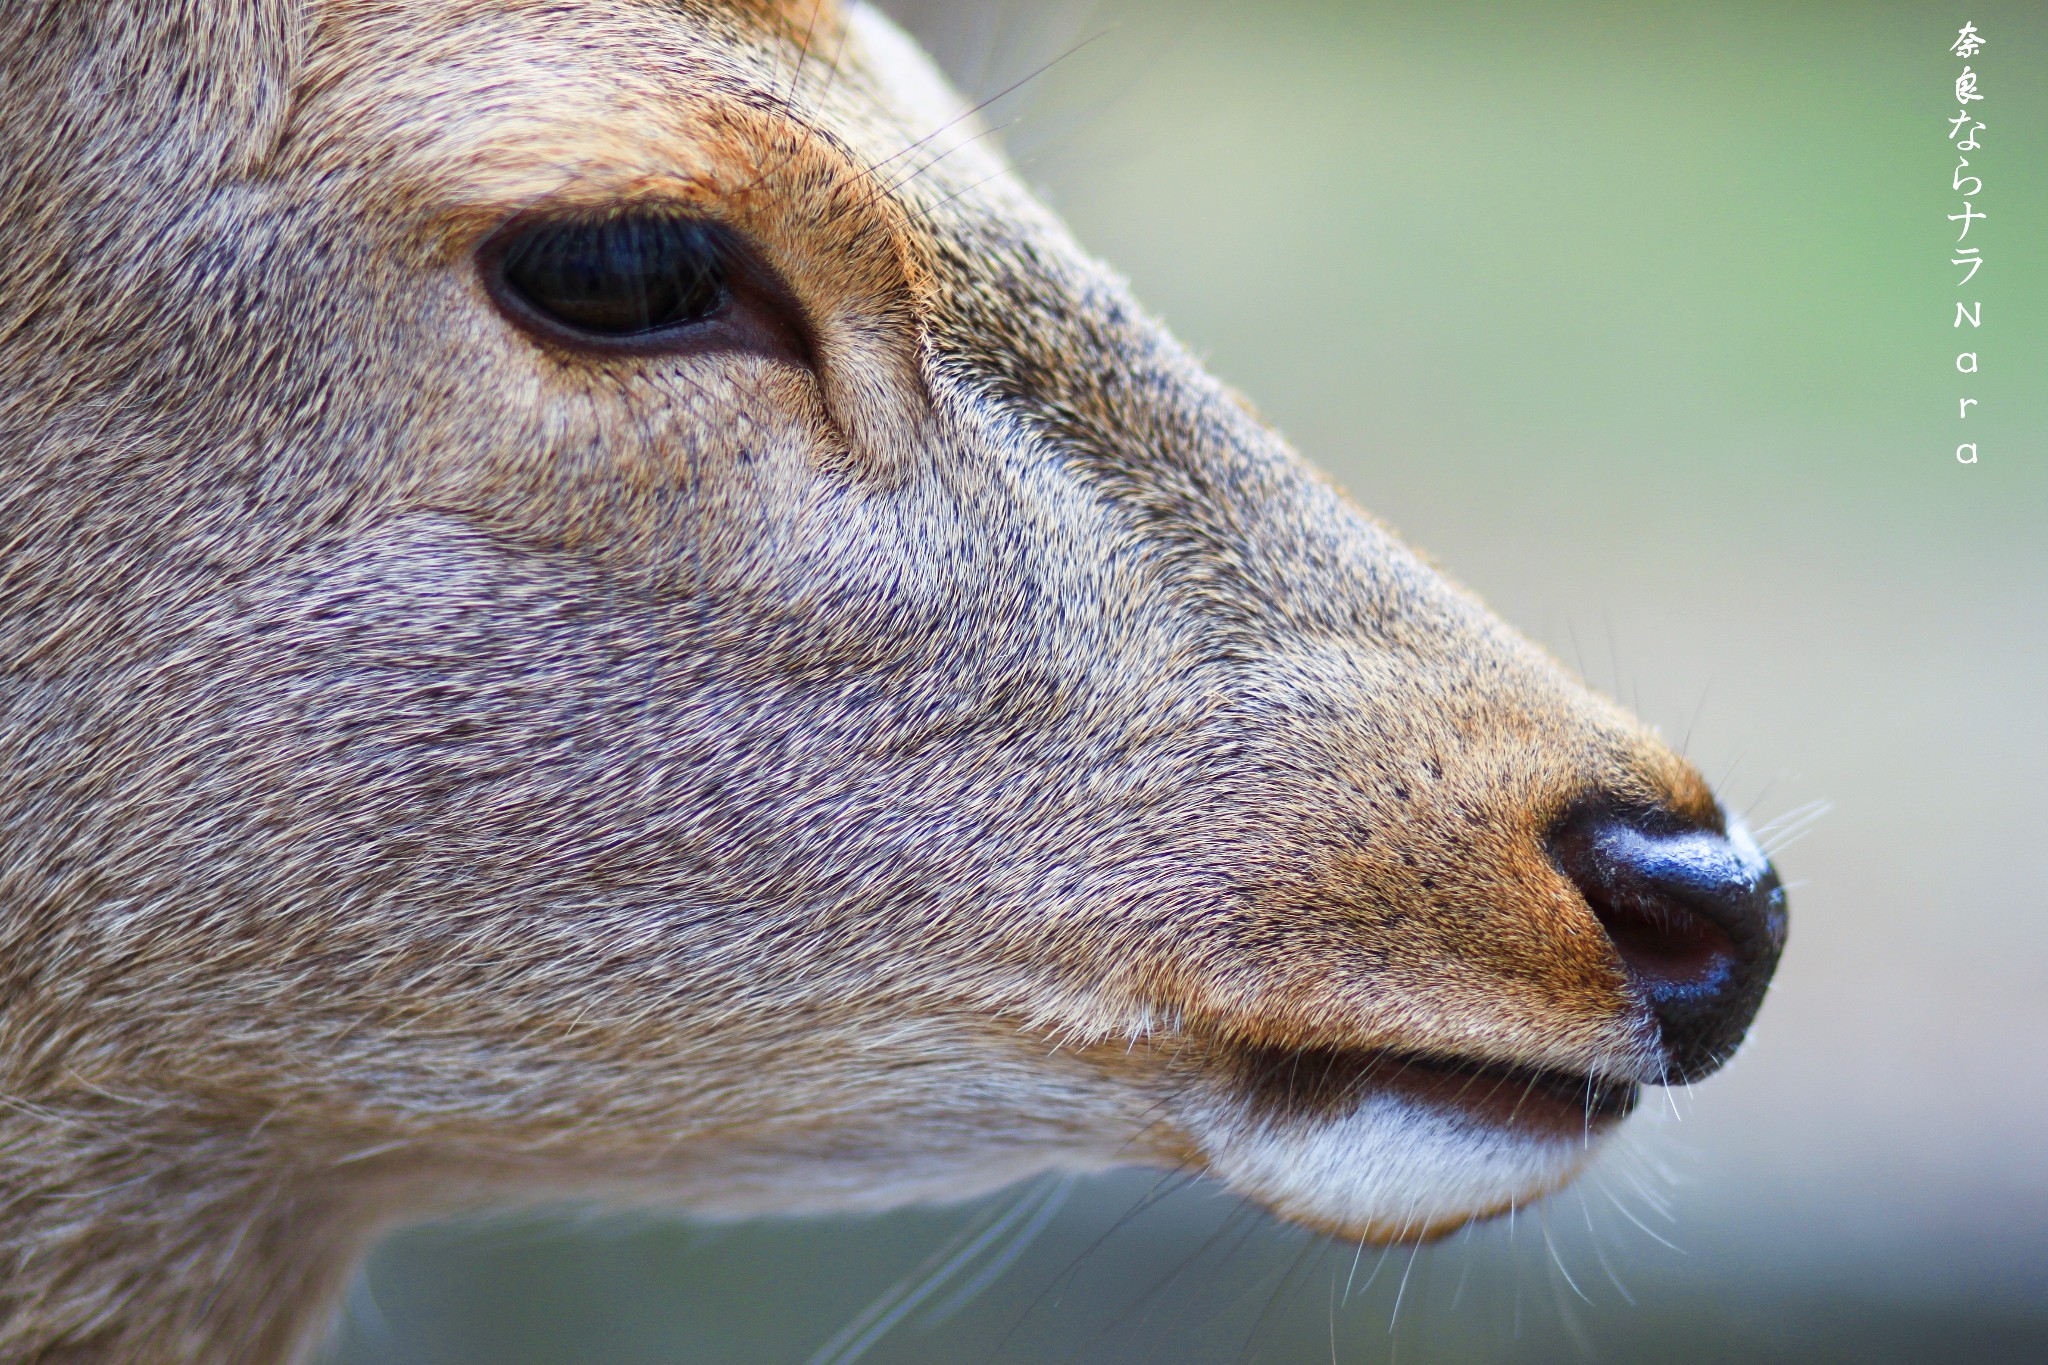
[{"x1": 0, "y1": 1, "x2": 1785, "y2": 1359}]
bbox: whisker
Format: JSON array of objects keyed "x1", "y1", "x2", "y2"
[
  {"x1": 1577, "y1": 1180, "x2": 1636, "y2": 1305},
  {"x1": 1540, "y1": 1209, "x2": 1592, "y2": 1306},
  {"x1": 916, "y1": 1174, "x2": 1074, "y2": 1327},
  {"x1": 1385, "y1": 1233, "x2": 1426, "y2": 1333},
  {"x1": 855, "y1": 29, "x2": 1115, "y2": 205},
  {"x1": 802, "y1": 1175, "x2": 1060, "y2": 1365}
]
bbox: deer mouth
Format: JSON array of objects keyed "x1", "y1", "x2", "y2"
[
  {"x1": 1226, "y1": 1043, "x2": 1639, "y2": 1142},
  {"x1": 1179, "y1": 1038, "x2": 1642, "y2": 1245}
]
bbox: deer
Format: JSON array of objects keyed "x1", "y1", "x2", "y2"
[{"x1": 0, "y1": 1, "x2": 1788, "y2": 1360}]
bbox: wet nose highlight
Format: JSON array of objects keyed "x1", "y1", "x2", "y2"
[{"x1": 1551, "y1": 805, "x2": 1788, "y2": 1081}]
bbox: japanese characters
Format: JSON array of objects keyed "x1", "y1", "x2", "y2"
[{"x1": 1947, "y1": 22, "x2": 1985, "y2": 464}]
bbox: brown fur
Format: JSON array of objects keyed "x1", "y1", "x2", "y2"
[{"x1": 2, "y1": 2, "x2": 1735, "y2": 1360}]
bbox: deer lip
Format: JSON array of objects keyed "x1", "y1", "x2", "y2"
[{"x1": 1227, "y1": 1042, "x2": 1639, "y2": 1141}]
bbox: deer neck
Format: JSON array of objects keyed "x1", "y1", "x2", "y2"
[{"x1": 0, "y1": 1100, "x2": 369, "y2": 1365}]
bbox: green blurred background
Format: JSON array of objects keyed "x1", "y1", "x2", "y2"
[{"x1": 326, "y1": 2, "x2": 2047, "y2": 1360}]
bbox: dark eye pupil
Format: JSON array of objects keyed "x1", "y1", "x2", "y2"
[{"x1": 498, "y1": 216, "x2": 729, "y2": 336}]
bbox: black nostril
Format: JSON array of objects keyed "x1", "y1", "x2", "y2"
[{"x1": 1550, "y1": 804, "x2": 1788, "y2": 1082}]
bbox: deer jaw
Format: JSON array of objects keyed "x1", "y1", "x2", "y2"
[{"x1": 0, "y1": 1, "x2": 1783, "y2": 1360}]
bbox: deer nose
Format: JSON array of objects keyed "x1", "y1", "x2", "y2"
[{"x1": 1550, "y1": 805, "x2": 1788, "y2": 1082}]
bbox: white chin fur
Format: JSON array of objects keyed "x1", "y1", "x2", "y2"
[{"x1": 1192, "y1": 1092, "x2": 1610, "y2": 1241}]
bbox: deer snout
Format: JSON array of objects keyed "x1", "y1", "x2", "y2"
[{"x1": 1550, "y1": 804, "x2": 1787, "y2": 1082}]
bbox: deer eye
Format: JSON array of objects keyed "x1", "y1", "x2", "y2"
[{"x1": 491, "y1": 215, "x2": 731, "y2": 339}]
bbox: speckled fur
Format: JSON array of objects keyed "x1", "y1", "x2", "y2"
[{"x1": 1, "y1": 2, "x2": 1725, "y2": 1360}]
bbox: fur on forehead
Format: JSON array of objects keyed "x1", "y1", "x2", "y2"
[
  {"x1": 1, "y1": 1, "x2": 304, "y2": 182},
  {"x1": 0, "y1": 0, "x2": 843, "y2": 180}
]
